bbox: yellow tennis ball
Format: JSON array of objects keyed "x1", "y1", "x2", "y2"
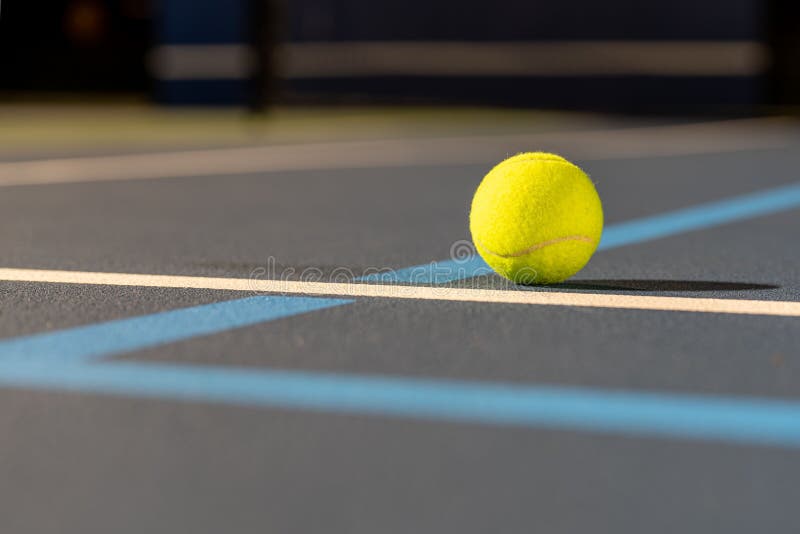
[{"x1": 469, "y1": 152, "x2": 603, "y2": 284}]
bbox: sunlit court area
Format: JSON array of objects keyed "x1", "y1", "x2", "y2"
[{"x1": 2, "y1": 1, "x2": 800, "y2": 532}]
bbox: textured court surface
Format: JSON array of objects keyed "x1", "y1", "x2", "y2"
[{"x1": 1, "y1": 108, "x2": 799, "y2": 533}]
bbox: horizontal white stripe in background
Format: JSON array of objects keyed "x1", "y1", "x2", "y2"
[
  {"x1": 150, "y1": 41, "x2": 768, "y2": 81},
  {"x1": 283, "y1": 41, "x2": 769, "y2": 78},
  {"x1": 148, "y1": 44, "x2": 256, "y2": 80}
]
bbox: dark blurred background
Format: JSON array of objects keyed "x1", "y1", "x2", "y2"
[{"x1": 1, "y1": 0, "x2": 799, "y2": 113}]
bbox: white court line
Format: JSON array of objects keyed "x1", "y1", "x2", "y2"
[
  {"x1": 0, "y1": 118, "x2": 794, "y2": 187},
  {"x1": 1, "y1": 268, "x2": 798, "y2": 318}
]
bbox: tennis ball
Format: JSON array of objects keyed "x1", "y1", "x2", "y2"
[{"x1": 469, "y1": 152, "x2": 603, "y2": 284}]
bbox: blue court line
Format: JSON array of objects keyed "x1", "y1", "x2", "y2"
[
  {"x1": 0, "y1": 296, "x2": 351, "y2": 366},
  {"x1": 3, "y1": 181, "x2": 800, "y2": 366},
  {"x1": 385, "y1": 182, "x2": 800, "y2": 283},
  {"x1": 599, "y1": 181, "x2": 800, "y2": 250},
  {"x1": 1, "y1": 182, "x2": 800, "y2": 447},
  {"x1": 358, "y1": 254, "x2": 491, "y2": 284},
  {"x1": 2, "y1": 361, "x2": 800, "y2": 448}
]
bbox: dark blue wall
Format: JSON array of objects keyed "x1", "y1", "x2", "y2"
[
  {"x1": 158, "y1": 0, "x2": 247, "y2": 43},
  {"x1": 155, "y1": 0, "x2": 249, "y2": 104}
]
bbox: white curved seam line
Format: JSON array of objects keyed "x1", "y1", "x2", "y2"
[{"x1": 475, "y1": 235, "x2": 594, "y2": 258}]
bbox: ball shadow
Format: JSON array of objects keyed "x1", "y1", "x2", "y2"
[{"x1": 555, "y1": 279, "x2": 780, "y2": 292}]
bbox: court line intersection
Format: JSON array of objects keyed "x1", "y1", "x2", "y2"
[{"x1": 1, "y1": 181, "x2": 800, "y2": 447}]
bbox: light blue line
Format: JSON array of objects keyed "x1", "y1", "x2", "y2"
[
  {"x1": 2, "y1": 361, "x2": 800, "y2": 447},
  {"x1": 4, "y1": 180, "x2": 798, "y2": 367},
  {"x1": 1, "y1": 181, "x2": 800, "y2": 447},
  {"x1": 0, "y1": 296, "x2": 351, "y2": 365},
  {"x1": 388, "y1": 182, "x2": 800, "y2": 283},
  {"x1": 599, "y1": 182, "x2": 800, "y2": 249},
  {"x1": 358, "y1": 255, "x2": 491, "y2": 284}
]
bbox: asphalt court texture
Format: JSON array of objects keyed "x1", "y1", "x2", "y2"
[{"x1": 1, "y1": 113, "x2": 800, "y2": 533}]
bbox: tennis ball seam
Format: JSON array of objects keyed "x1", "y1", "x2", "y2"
[{"x1": 473, "y1": 235, "x2": 594, "y2": 259}]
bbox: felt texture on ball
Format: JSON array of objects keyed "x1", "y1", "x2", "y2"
[{"x1": 469, "y1": 152, "x2": 603, "y2": 284}]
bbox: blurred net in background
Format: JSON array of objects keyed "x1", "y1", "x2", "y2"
[{"x1": 0, "y1": 0, "x2": 799, "y2": 112}]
